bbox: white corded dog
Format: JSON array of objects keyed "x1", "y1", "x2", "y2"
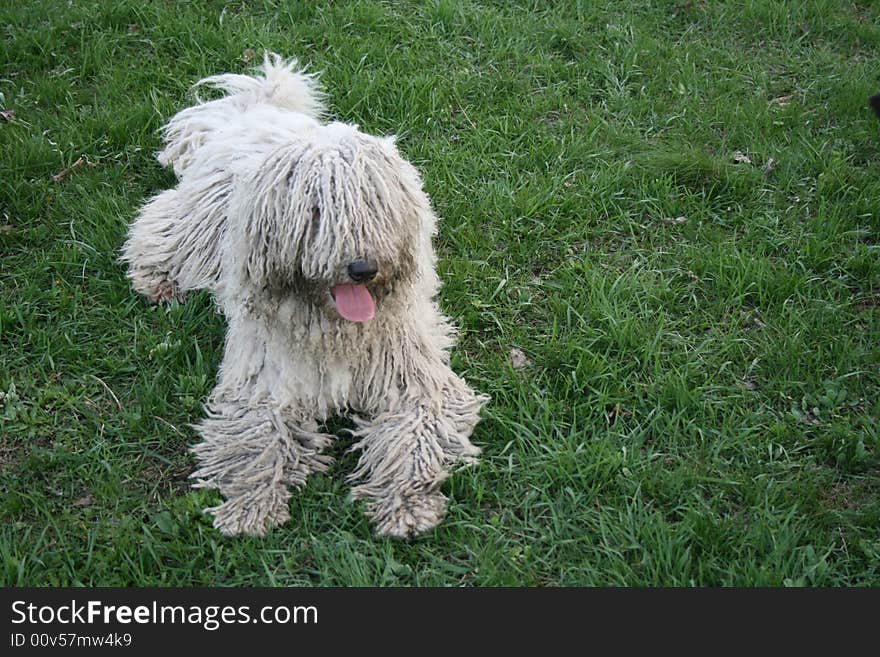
[{"x1": 122, "y1": 54, "x2": 487, "y2": 538}]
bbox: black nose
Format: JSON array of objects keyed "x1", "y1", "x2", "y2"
[{"x1": 347, "y1": 259, "x2": 378, "y2": 283}]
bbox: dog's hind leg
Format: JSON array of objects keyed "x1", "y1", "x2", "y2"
[
  {"x1": 349, "y1": 369, "x2": 487, "y2": 538},
  {"x1": 122, "y1": 169, "x2": 231, "y2": 302},
  {"x1": 190, "y1": 401, "x2": 334, "y2": 536}
]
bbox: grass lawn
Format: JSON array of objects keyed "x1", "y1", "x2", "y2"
[{"x1": 1, "y1": 0, "x2": 879, "y2": 586}]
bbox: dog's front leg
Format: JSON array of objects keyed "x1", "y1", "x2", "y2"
[
  {"x1": 349, "y1": 371, "x2": 487, "y2": 538},
  {"x1": 190, "y1": 400, "x2": 333, "y2": 536},
  {"x1": 122, "y1": 169, "x2": 231, "y2": 303}
]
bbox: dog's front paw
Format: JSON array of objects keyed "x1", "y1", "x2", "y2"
[
  {"x1": 148, "y1": 278, "x2": 183, "y2": 303},
  {"x1": 130, "y1": 271, "x2": 184, "y2": 304},
  {"x1": 365, "y1": 490, "x2": 448, "y2": 539},
  {"x1": 204, "y1": 485, "x2": 291, "y2": 537}
]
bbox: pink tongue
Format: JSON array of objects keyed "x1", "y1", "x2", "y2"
[{"x1": 332, "y1": 284, "x2": 375, "y2": 322}]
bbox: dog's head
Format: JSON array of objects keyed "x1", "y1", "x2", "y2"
[{"x1": 234, "y1": 122, "x2": 436, "y2": 322}]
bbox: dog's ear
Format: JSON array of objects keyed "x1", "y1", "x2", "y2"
[{"x1": 870, "y1": 95, "x2": 880, "y2": 120}]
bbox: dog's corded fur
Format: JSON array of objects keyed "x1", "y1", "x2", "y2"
[{"x1": 122, "y1": 54, "x2": 487, "y2": 538}]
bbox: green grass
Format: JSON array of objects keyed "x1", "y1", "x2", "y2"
[{"x1": 1, "y1": 0, "x2": 879, "y2": 586}]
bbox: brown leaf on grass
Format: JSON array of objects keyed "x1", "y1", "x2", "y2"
[
  {"x1": 0, "y1": 109, "x2": 14, "y2": 122},
  {"x1": 509, "y1": 347, "x2": 530, "y2": 369},
  {"x1": 241, "y1": 48, "x2": 256, "y2": 64},
  {"x1": 0, "y1": 225, "x2": 12, "y2": 234},
  {"x1": 733, "y1": 151, "x2": 752, "y2": 165},
  {"x1": 51, "y1": 155, "x2": 97, "y2": 183},
  {"x1": 763, "y1": 157, "x2": 776, "y2": 178},
  {"x1": 73, "y1": 495, "x2": 93, "y2": 507},
  {"x1": 770, "y1": 95, "x2": 793, "y2": 107},
  {"x1": 605, "y1": 404, "x2": 632, "y2": 425}
]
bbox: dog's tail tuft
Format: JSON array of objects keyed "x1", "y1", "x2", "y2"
[
  {"x1": 195, "y1": 52, "x2": 326, "y2": 119},
  {"x1": 158, "y1": 53, "x2": 326, "y2": 176}
]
